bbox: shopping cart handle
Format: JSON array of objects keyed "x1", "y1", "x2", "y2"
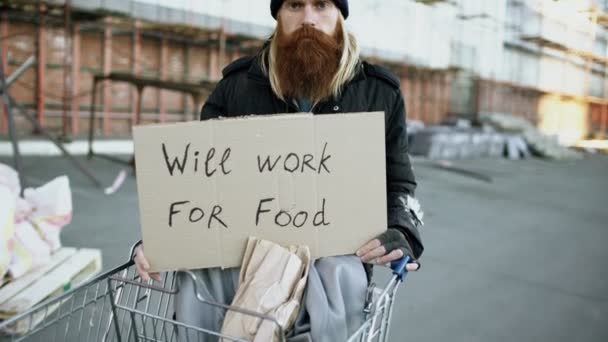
[{"x1": 390, "y1": 256, "x2": 410, "y2": 280}]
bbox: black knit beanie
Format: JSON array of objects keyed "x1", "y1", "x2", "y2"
[{"x1": 271, "y1": 0, "x2": 349, "y2": 20}]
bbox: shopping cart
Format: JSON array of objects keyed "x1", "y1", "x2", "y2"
[{"x1": 0, "y1": 244, "x2": 410, "y2": 342}]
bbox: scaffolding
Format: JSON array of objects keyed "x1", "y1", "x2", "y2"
[
  {"x1": 0, "y1": 0, "x2": 240, "y2": 138},
  {"x1": 1, "y1": 0, "x2": 607, "y2": 139},
  {"x1": 517, "y1": 1, "x2": 608, "y2": 138},
  {"x1": 586, "y1": 4, "x2": 608, "y2": 137}
]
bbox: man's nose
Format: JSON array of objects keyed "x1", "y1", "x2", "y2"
[{"x1": 301, "y1": 5, "x2": 317, "y2": 27}]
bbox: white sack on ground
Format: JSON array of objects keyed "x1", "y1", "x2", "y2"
[
  {"x1": 0, "y1": 164, "x2": 20, "y2": 197},
  {"x1": 9, "y1": 221, "x2": 51, "y2": 279},
  {"x1": 0, "y1": 186, "x2": 16, "y2": 282},
  {"x1": 0, "y1": 163, "x2": 72, "y2": 281},
  {"x1": 24, "y1": 176, "x2": 72, "y2": 251}
]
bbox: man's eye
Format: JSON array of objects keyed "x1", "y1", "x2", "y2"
[
  {"x1": 288, "y1": 1, "x2": 304, "y2": 9},
  {"x1": 316, "y1": 1, "x2": 329, "y2": 9}
]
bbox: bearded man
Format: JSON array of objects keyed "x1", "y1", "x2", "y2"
[{"x1": 133, "y1": 0, "x2": 424, "y2": 340}]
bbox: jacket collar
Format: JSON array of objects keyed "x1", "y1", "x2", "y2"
[{"x1": 247, "y1": 54, "x2": 271, "y2": 85}]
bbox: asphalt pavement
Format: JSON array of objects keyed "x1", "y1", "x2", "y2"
[{"x1": 2, "y1": 154, "x2": 607, "y2": 342}]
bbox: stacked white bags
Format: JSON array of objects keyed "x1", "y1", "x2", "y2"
[{"x1": 0, "y1": 163, "x2": 72, "y2": 284}]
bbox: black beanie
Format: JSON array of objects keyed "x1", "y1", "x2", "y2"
[{"x1": 271, "y1": 0, "x2": 349, "y2": 20}]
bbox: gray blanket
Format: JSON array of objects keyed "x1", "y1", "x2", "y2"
[{"x1": 173, "y1": 255, "x2": 367, "y2": 342}]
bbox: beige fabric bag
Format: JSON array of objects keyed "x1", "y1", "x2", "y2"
[{"x1": 221, "y1": 237, "x2": 310, "y2": 342}]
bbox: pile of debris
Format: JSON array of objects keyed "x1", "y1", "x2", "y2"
[
  {"x1": 479, "y1": 112, "x2": 582, "y2": 160},
  {"x1": 0, "y1": 164, "x2": 101, "y2": 333},
  {"x1": 409, "y1": 125, "x2": 508, "y2": 160},
  {"x1": 408, "y1": 113, "x2": 582, "y2": 160}
]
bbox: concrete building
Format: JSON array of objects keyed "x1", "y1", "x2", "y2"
[{"x1": 1, "y1": 0, "x2": 607, "y2": 144}]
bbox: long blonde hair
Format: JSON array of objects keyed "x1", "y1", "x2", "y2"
[{"x1": 260, "y1": 15, "x2": 360, "y2": 102}]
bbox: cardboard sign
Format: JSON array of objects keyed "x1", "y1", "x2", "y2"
[{"x1": 133, "y1": 112, "x2": 387, "y2": 271}]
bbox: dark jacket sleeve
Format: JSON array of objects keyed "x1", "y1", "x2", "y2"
[
  {"x1": 200, "y1": 79, "x2": 228, "y2": 120},
  {"x1": 385, "y1": 89, "x2": 424, "y2": 259}
]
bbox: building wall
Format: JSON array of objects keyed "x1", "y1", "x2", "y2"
[
  {"x1": 2, "y1": 0, "x2": 607, "y2": 139},
  {"x1": 538, "y1": 94, "x2": 589, "y2": 145},
  {"x1": 2, "y1": 15, "x2": 237, "y2": 137}
]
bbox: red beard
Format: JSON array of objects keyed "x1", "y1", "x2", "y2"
[{"x1": 275, "y1": 23, "x2": 343, "y2": 101}]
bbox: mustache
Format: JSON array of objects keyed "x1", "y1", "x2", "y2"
[{"x1": 277, "y1": 25, "x2": 340, "y2": 49}]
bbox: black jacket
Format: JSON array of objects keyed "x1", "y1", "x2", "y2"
[{"x1": 200, "y1": 55, "x2": 423, "y2": 258}]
